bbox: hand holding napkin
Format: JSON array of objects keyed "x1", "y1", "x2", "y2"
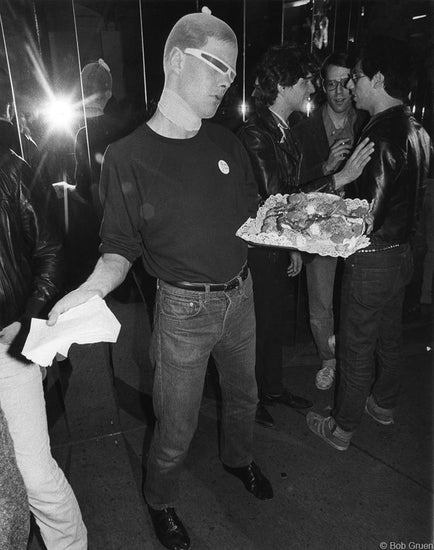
[{"x1": 22, "y1": 296, "x2": 121, "y2": 367}]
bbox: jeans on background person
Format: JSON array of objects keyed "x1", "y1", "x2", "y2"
[
  {"x1": 248, "y1": 247, "x2": 289, "y2": 396},
  {"x1": 334, "y1": 244, "x2": 414, "y2": 432},
  {"x1": 144, "y1": 274, "x2": 257, "y2": 509},
  {"x1": 305, "y1": 254, "x2": 338, "y2": 367},
  {"x1": 0, "y1": 344, "x2": 87, "y2": 550}
]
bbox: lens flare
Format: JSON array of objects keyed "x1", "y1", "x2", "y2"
[{"x1": 41, "y1": 96, "x2": 77, "y2": 132}]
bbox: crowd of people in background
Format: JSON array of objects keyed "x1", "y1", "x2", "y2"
[{"x1": 0, "y1": 7, "x2": 433, "y2": 550}]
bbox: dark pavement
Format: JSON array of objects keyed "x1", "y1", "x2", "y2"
[{"x1": 28, "y1": 285, "x2": 433, "y2": 550}]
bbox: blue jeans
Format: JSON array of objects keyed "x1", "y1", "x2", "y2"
[
  {"x1": 305, "y1": 255, "x2": 338, "y2": 365},
  {"x1": 333, "y1": 244, "x2": 413, "y2": 432},
  {"x1": 144, "y1": 273, "x2": 257, "y2": 509}
]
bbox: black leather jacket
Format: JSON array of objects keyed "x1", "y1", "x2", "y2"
[
  {"x1": 0, "y1": 147, "x2": 62, "y2": 329},
  {"x1": 237, "y1": 107, "x2": 300, "y2": 200},
  {"x1": 345, "y1": 105, "x2": 432, "y2": 247}
]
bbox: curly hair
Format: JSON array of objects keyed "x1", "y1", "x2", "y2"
[{"x1": 254, "y1": 43, "x2": 317, "y2": 107}]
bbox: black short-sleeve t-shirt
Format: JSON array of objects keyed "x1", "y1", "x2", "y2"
[{"x1": 99, "y1": 121, "x2": 258, "y2": 283}]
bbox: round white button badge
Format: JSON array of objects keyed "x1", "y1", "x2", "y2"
[{"x1": 218, "y1": 160, "x2": 230, "y2": 175}]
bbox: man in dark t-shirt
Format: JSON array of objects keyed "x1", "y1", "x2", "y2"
[{"x1": 49, "y1": 11, "x2": 272, "y2": 550}]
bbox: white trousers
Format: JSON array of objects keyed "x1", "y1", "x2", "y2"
[{"x1": 0, "y1": 344, "x2": 87, "y2": 549}]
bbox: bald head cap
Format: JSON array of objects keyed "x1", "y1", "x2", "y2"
[
  {"x1": 163, "y1": 11, "x2": 237, "y2": 73},
  {"x1": 81, "y1": 59, "x2": 112, "y2": 99}
]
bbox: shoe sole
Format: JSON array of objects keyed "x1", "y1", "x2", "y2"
[
  {"x1": 312, "y1": 430, "x2": 348, "y2": 451},
  {"x1": 365, "y1": 403, "x2": 394, "y2": 425}
]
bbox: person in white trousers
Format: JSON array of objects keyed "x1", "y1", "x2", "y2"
[{"x1": 0, "y1": 135, "x2": 87, "y2": 549}]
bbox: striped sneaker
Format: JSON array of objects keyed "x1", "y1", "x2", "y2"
[
  {"x1": 365, "y1": 395, "x2": 394, "y2": 425},
  {"x1": 306, "y1": 412, "x2": 352, "y2": 451}
]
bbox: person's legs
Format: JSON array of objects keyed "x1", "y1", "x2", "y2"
[
  {"x1": 0, "y1": 346, "x2": 87, "y2": 550},
  {"x1": 373, "y1": 247, "x2": 414, "y2": 410},
  {"x1": 212, "y1": 274, "x2": 257, "y2": 468},
  {"x1": 145, "y1": 282, "x2": 220, "y2": 509},
  {"x1": 306, "y1": 255, "x2": 337, "y2": 389},
  {"x1": 212, "y1": 274, "x2": 273, "y2": 500},
  {"x1": 334, "y1": 250, "x2": 405, "y2": 432},
  {"x1": 248, "y1": 248, "x2": 287, "y2": 396}
]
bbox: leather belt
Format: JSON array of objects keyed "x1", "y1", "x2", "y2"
[
  {"x1": 356, "y1": 243, "x2": 405, "y2": 254},
  {"x1": 166, "y1": 263, "x2": 248, "y2": 292}
]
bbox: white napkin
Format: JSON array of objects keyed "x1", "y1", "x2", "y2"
[{"x1": 22, "y1": 296, "x2": 121, "y2": 367}]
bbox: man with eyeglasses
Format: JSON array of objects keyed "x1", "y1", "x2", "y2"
[
  {"x1": 307, "y1": 37, "x2": 432, "y2": 451},
  {"x1": 238, "y1": 43, "x2": 315, "y2": 429},
  {"x1": 292, "y1": 51, "x2": 368, "y2": 392},
  {"x1": 47, "y1": 10, "x2": 272, "y2": 550}
]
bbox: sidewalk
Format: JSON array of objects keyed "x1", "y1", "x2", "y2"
[{"x1": 29, "y1": 299, "x2": 433, "y2": 550}]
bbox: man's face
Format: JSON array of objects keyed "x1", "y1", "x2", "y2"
[
  {"x1": 179, "y1": 37, "x2": 237, "y2": 120},
  {"x1": 346, "y1": 61, "x2": 374, "y2": 113},
  {"x1": 283, "y1": 75, "x2": 315, "y2": 113},
  {"x1": 324, "y1": 64, "x2": 352, "y2": 114}
]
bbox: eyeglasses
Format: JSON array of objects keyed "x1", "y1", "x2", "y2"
[
  {"x1": 323, "y1": 76, "x2": 352, "y2": 90},
  {"x1": 350, "y1": 72, "x2": 368, "y2": 83},
  {"x1": 184, "y1": 48, "x2": 236, "y2": 83}
]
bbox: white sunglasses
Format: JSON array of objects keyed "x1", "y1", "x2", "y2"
[{"x1": 184, "y1": 48, "x2": 236, "y2": 83}]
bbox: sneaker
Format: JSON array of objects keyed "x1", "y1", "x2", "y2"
[
  {"x1": 315, "y1": 365, "x2": 335, "y2": 390},
  {"x1": 306, "y1": 412, "x2": 352, "y2": 451},
  {"x1": 365, "y1": 395, "x2": 394, "y2": 425}
]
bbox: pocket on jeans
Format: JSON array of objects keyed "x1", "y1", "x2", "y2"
[
  {"x1": 239, "y1": 273, "x2": 253, "y2": 300},
  {"x1": 161, "y1": 293, "x2": 203, "y2": 320},
  {"x1": 354, "y1": 267, "x2": 400, "y2": 305}
]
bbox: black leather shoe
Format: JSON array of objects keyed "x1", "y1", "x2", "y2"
[
  {"x1": 148, "y1": 506, "x2": 191, "y2": 550},
  {"x1": 224, "y1": 461, "x2": 273, "y2": 500},
  {"x1": 255, "y1": 403, "x2": 275, "y2": 428},
  {"x1": 261, "y1": 388, "x2": 312, "y2": 409}
]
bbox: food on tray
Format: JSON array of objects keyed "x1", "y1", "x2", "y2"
[
  {"x1": 260, "y1": 192, "x2": 368, "y2": 244},
  {"x1": 235, "y1": 192, "x2": 372, "y2": 258}
]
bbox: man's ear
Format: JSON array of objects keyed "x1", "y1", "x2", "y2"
[
  {"x1": 372, "y1": 71, "x2": 385, "y2": 89},
  {"x1": 167, "y1": 47, "x2": 185, "y2": 75},
  {"x1": 277, "y1": 83, "x2": 286, "y2": 95}
]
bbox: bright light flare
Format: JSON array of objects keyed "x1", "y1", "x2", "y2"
[
  {"x1": 306, "y1": 97, "x2": 313, "y2": 117},
  {"x1": 240, "y1": 101, "x2": 248, "y2": 119},
  {"x1": 41, "y1": 97, "x2": 77, "y2": 132}
]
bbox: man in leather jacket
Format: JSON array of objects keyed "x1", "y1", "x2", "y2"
[
  {"x1": 238, "y1": 44, "x2": 314, "y2": 428},
  {"x1": 291, "y1": 52, "x2": 368, "y2": 392},
  {"x1": 307, "y1": 38, "x2": 432, "y2": 451},
  {"x1": 0, "y1": 145, "x2": 87, "y2": 547}
]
